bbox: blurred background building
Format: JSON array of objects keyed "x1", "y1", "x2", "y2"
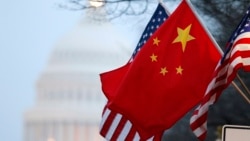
[
  {"x1": 20, "y1": 1, "x2": 250, "y2": 141},
  {"x1": 23, "y1": 2, "x2": 132, "y2": 141}
]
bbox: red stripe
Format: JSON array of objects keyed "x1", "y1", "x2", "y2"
[
  {"x1": 110, "y1": 116, "x2": 127, "y2": 141},
  {"x1": 153, "y1": 132, "x2": 163, "y2": 141},
  {"x1": 243, "y1": 65, "x2": 250, "y2": 71},
  {"x1": 100, "y1": 110, "x2": 116, "y2": 138},
  {"x1": 190, "y1": 32, "x2": 250, "y2": 141},
  {"x1": 190, "y1": 114, "x2": 208, "y2": 132},
  {"x1": 125, "y1": 126, "x2": 137, "y2": 141},
  {"x1": 190, "y1": 61, "x2": 232, "y2": 139},
  {"x1": 190, "y1": 59, "x2": 240, "y2": 139},
  {"x1": 236, "y1": 50, "x2": 250, "y2": 58},
  {"x1": 233, "y1": 38, "x2": 250, "y2": 47},
  {"x1": 198, "y1": 131, "x2": 207, "y2": 141}
]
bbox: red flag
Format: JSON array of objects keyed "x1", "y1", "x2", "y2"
[
  {"x1": 100, "y1": 0, "x2": 221, "y2": 140},
  {"x1": 100, "y1": 4, "x2": 169, "y2": 140},
  {"x1": 101, "y1": 3, "x2": 168, "y2": 102}
]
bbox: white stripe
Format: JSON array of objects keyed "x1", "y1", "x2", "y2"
[
  {"x1": 231, "y1": 44, "x2": 250, "y2": 59},
  {"x1": 214, "y1": 72, "x2": 229, "y2": 88},
  {"x1": 242, "y1": 57, "x2": 250, "y2": 66},
  {"x1": 105, "y1": 113, "x2": 122, "y2": 140},
  {"x1": 147, "y1": 136, "x2": 154, "y2": 141},
  {"x1": 190, "y1": 57, "x2": 239, "y2": 134},
  {"x1": 193, "y1": 121, "x2": 207, "y2": 137},
  {"x1": 204, "y1": 62, "x2": 230, "y2": 95},
  {"x1": 230, "y1": 56, "x2": 243, "y2": 69},
  {"x1": 191, "y1": 62, "x2": 230, "y2": 124},
  {"x1": 217, "y1": 63, "x2": 229, "y2": 78},
  {"x1": 204, "y1": 77, "x2": 216, "y2": 95},
  {"x1": 99, "y1": 108, "x2": 111, "y2": 131},
  {"x1": 117, "y1": 121, "x2": 132, "y2": 141},
  {"x1": 233, "y1": 44, "x2": 250, "y2": 53},
  {"x1": 233, "y1": 32, "x2": 250, "y2": 43},
  {"x1": 228, "y1": 53, "x2": 250, "y2": 75},
  {"x1": 190, "y1": 94, "x2": 216, "y2": 123},
  {"x1": 191, "y1": 32, "x2": 250, "y2": 139},
  {"x1": 133, "y1": 132, "x2": 140, "y2": 141},
  {"x1": 224, "y1": 50, "x2": 231, "y2": 61}
]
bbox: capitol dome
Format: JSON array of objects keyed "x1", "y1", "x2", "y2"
[
  {"x1": 47, "y1": 10, "x2": 132, "y2": 74},
  {"x1": 24, "y1": 7, "x2": 133, "y2": 141}
]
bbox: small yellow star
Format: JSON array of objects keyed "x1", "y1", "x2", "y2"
[
  {"x1": 172, "y1": 24, "x2": 195, "y2": 52},
  {"x1": 150, "y1": 53, "x2": 158, "y2": 62},
  {"x1": 176, "y1": 66, "x2": 183, "y2": 75},
  {"x1": 153, "y1": 37, "x2": 160, "y2": 46},
  {"x1": 160, "y1": 67, "x2": 168, "y2": 76}
]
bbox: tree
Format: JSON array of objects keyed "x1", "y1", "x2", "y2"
[
  {"x1": 60, "y1": 0, "x2": 250, "y2": 46},
  {"x1": 191, "y1": 0, "x2": 250, "y2": 48},
  {"x1": 59, "y1": 0, "x2": 150, "y2": 19}
]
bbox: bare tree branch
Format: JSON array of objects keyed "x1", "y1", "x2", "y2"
[{"x1": 58, "y1": 0, "x2": 149, "y2": 19}]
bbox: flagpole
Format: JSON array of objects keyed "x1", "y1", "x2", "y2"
[
  {"x1": 158, "y1": 0, "x2": 171, "y2": 15},
  {"x1": 232, "y1": 81, "x2": 250, "y2": 104},
  {"x1": 235, "y1": 73, "x2": 250, "y2": 102},
  {"x1": 236, "y1": 74, "x2": 250, "y2": 97}
]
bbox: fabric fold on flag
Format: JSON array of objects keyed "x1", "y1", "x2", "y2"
[
  {"x1": 101, "y1": 3, "x2": 168, "y2": 102},
  {"x1": 100, "y1": 0, "x2": 221, "y2": 140},
  {"x1": 100, "y1": 3, "x2": 169, "y2": 140},
  {"x1": 100, "y1": 107, "x2": 163, "y2": 141},
  {"x1": 190, "y1": 5, "x2": 250, "y2": 141},
  {"x1": 101, "y1": 64, "x2": 130, "y2": 101}
]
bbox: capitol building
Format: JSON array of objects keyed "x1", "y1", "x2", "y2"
[{"x1": 23, "y1": 2, "x2": 132, "y2": 141}]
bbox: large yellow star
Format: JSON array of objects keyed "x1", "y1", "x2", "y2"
[
  {"x1": 172, "y1": 24, "x2": 195, "y2": 52},
  {"x1": 153, "y1": 37, "x2": 160, "y2": 46},
  {"x1": 176, "y1": 66, "x2": 183, "y2": 75},
  {"x1": 160, "y1": 67, "x2": 168, "y2": 76},
  {"x1": 150, "y1": 53, "x2": 158, "y2": 62}
]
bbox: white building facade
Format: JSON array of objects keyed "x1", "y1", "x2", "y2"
[{"x1": 23, "y1": 7, "x2": 132, "y2": 141}]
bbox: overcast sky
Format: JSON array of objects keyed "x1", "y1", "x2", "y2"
[{"x1": 0, "y1": 0, "x2": 82, "y2": 140}]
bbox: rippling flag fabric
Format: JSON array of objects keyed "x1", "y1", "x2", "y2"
[
  {"x1": 100, "y1": 0, "x2": 221, "y2": 140},
  {"x1": 190, "y1": 5, "x2": 250, "y2": 141}
]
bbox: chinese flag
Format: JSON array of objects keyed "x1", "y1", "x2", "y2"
[{"x1": 101, "y1": 0, "x2": 221, "y2": 139}]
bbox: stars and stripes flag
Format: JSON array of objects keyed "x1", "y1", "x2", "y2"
[
  {"x1": 99, "y1": 4, "x2": 169, "y2": 141},
  {"x1": 190, "y1": 6, "x2": 250, "y2": 141},
  {"x1": 130, "y1": 4, "x2": 169, "y2": 61}
]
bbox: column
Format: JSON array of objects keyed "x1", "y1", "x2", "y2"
[
  {"x1": 57, "y1": 121, "x2": 63, "y2": 141},
  {"x1": 62, "y1": 122, "x2": 68, "y2": 141},
  {"x1": 68, "y1": 121, "x2": 74, "y2": 141}
]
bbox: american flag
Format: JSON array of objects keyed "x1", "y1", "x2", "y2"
[
  {"x1": 190, "y1": 6, "x2": 250, "y2": 141},
  {"x1": 99, "y1": 4, "x2": 169, "y2": 141},
  {"x1": 130, "y1": 4, "x2": 168, "y2": 61}
]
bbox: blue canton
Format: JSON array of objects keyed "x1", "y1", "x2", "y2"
[
  {"x1": 221, "y1": 7, "x2": 250, "y2": 63},
  {"x1": 130, "y1": 4, "x2": 169, "y2": 60}
]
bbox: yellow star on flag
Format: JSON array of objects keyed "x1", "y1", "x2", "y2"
[
  {"x1": 176, "y1": 66, "x2": 184, "y2": 75},
  {"x1": 153, "y1": 37, "x2": 160, "y2": 46},
  {"x1": 150, "y1": 53, "x2": 158, "y2": 62},
  {"x1": 172, "y1": 24, "x2": 195, "y2": 52},
  {"x1": 160, "y1": 67, "x2": 168, "y2": 76}
]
